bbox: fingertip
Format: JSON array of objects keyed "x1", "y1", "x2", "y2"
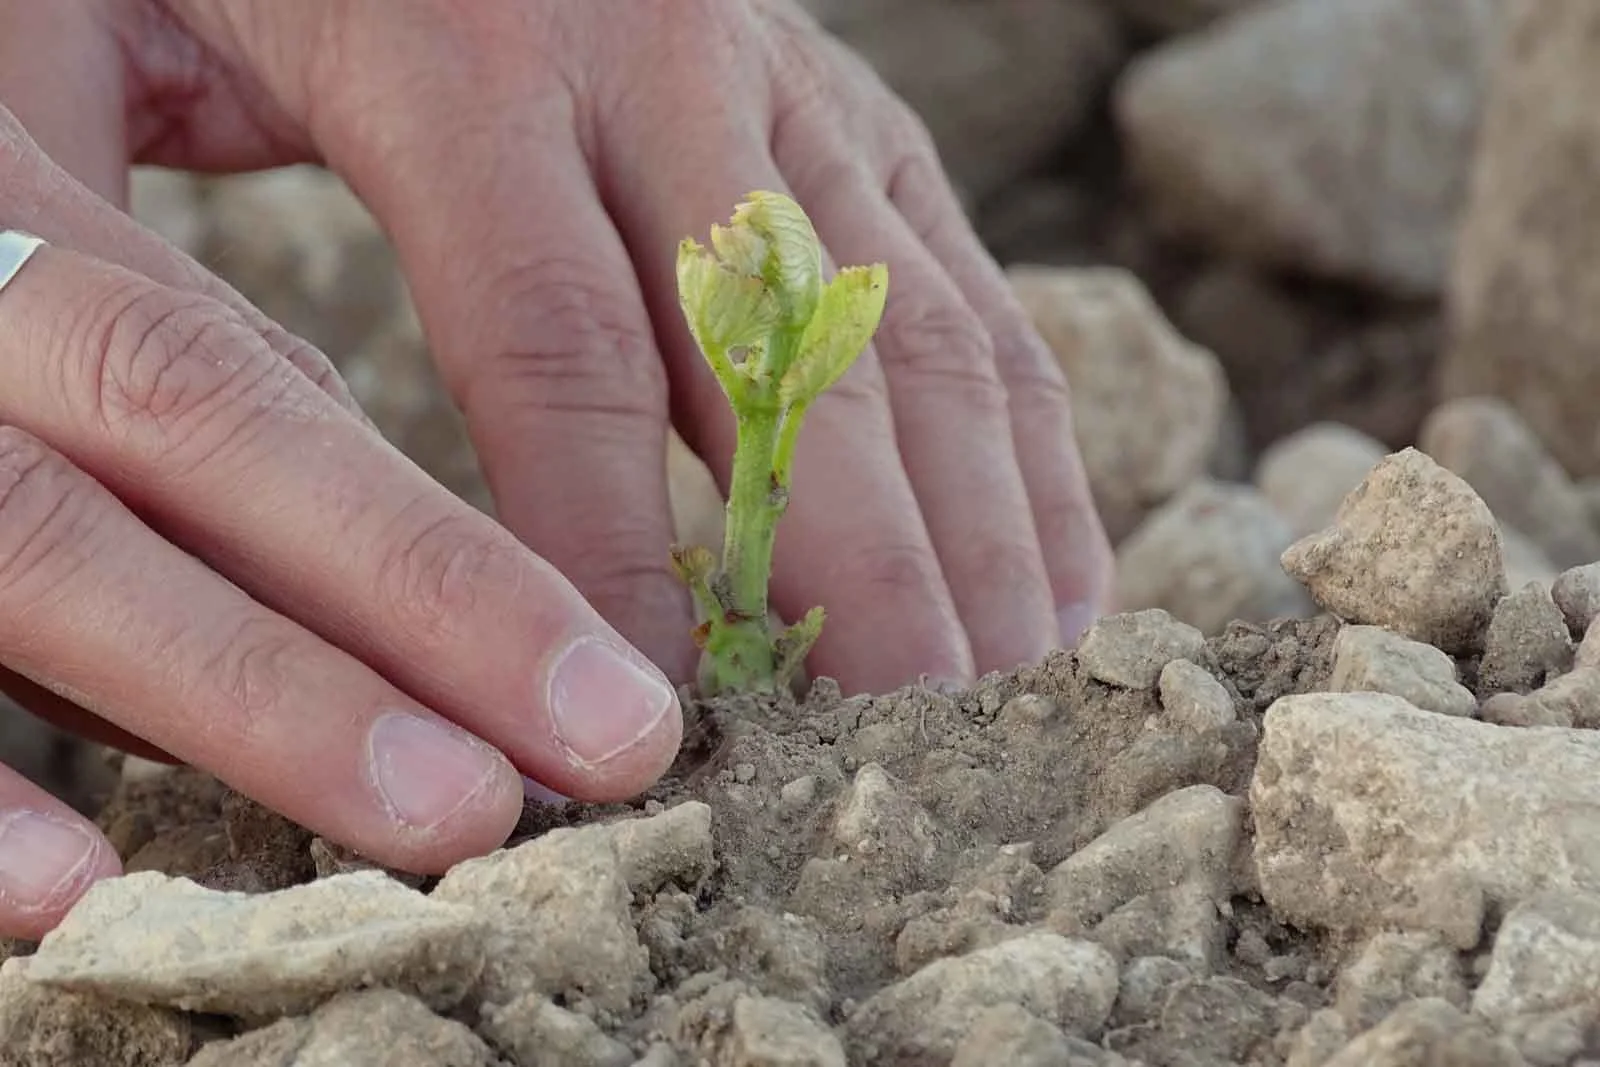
[{"x1": 0, "y1": 808, "x2": 120, "y2": 943}]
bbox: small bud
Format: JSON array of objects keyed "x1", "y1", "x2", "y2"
[{"x1": 730, "y1": 191, "x2": 824, "y2": 327}]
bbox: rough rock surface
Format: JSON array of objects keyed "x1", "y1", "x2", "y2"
[
  {"x1": 1281, "y1": 448, "x2": 1508, "y2": 653},
  {"x1": 1327, "y1": 624, "x2": 1477, "y2": 718},
  {"x1": 1008, "y1": 266, "x2": 1229, "y2": 540},
  {"x1": 1116, "y1": 0, "x2": 1504, "y2": 293}
]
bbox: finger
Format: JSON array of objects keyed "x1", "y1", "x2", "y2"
[
  {"x1": 778, "y1": 146, "x2": 1060, "y2": 675},
  {"x1": 0, "y1": 106, "x2": 365, "y2": 422},
  {"x1": 305, "y1": 94, "x2": 697, "y2": 686},
  {"x1": 0, "y1": 666, "x2": 178, "y2": 765},
  {"x1": 880, "y1": 137, "x2": 1115, "y2": 643},
  {"x1": 0, "y1": 426, "x2": 520, "y2": 873},
  {"x1": 0, "y1": 763, "x2": 120, "y2": 941},
  {"x1": 597, "y1": 100, "x2": 974, "y2": 692},
  {"x1": 0, "y1": 243, "x2": 682, "y2": 802}
]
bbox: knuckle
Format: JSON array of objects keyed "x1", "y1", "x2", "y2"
[
  {"x1": 457, "y1": 257, "x2": 667, "y2": 422},
  {"x1": 80, "y1": 284, "x2": 292, "y2": 468},
  {"x1": 195, "y1": 615, "x2": 300, "y2": 737},
  {"x1": 876, "y1": 298, "x2": 1008, "y2": 411},
  {"x1": 0, "y1": 429, "x2": 99, "y2": 606},
  {"x1": 376, "y1": 509, "x2": 530, "y2": 648},
  {"x1": 264, "y1": 327, "x2": 357, "y2": 407}
]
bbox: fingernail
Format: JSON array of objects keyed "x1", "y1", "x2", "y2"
[
  {"x1": 1058, "y1": 601, "x2": 1100, "y2": 647},
  {"x1": 522, "y1": 776, "x2": 570, "y2": 805},
  {"x1": 548, "y1": 636, "x2": 677, "y2": 768},
  {"x1": 368, "y1": 712, "x2": 504, "y2": 830},
  {"x1": 0, "y1": 811, "x2": 98, "y2": 910}
]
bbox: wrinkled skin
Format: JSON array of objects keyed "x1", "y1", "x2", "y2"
[{"x1": 0, "y1": 0, "x2": 1111, "y2": 939}]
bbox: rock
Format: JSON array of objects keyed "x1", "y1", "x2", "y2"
[
  {"x1": 478, "y1": 994, "x2": 633, "y2": 1067},
  {"x1": 842, "y1": 934, "x2": 1120, "y2": 1064},
  {"x1": 1320, "y1": 997, "x2": 1527, "y2": 1067},
  {"x1": 1007, "y1": 266, "x2": 1228, "y2": 540},
  {"x1": 1285, "y1": 1009, "x2": 1352, "y2": 1067},
  {"x1": 1479, "y1": 691, "x2": 1571, "y2": 730},
  {"x1": 1517, "y1": 667, "x2": 1600, "y2": 730},
  {"x1": 829, "y1": 764, "x2": 938, "y2": 881},
  {"x1": 1046, "y1": 785, "x2": 1244, "y2": 931},
  {"x1": 432, "y1": 804, "x2": 711, "y2": 1015},
  {"x1": 1327, "y1": 624, "x2": 1477, "y2": 718},
  {"x1": 1439, "y1": 0, "x2": 1600, "y2": 480},
  {"x1": 1111, "y1": 955, "x2": 1195, "y2": 1027},
  {"x1": 1280, "y1": 448, "x2": 1508, "y2": 654},
  {"x1": 1252, "y1": 691, "x2": 1600, "y2": 948},
  {"x1": 1478, "y1": 582, "x2": 1574, "y2": 694},
  {"x1": 1115, "y1": 0, "x2": 1504, "y2": 294},
  {"x1": 1474, "y1": 889, "x2": 1600, "y2": 1024},
  {"x1": 1115, "y1": 0, "x2": 1265, "y2": 37},
  {"x1": 1157, "y1": 659, "x2": 1238, "y2": 733},
  {"x1": 1581, "y1": 623, "x2": 1600, "y2": 671},
  {"x1": 675, "y1": 982, "x2": 846, "y2": 1067},
  {"x1": 1077, "y1": 610, "x2": 1207, "y2": 689},
  {"x1": 1086, "y1": 881, "x2": 1227, "y2": 972},
  {"x1": 814, "y1": 0, "x2": 1123, "y2": 203},
  {"x1": 1553, "y1": 563, "x2": 1600, "y2": 636},
  {"x1": 1255, "y1": 423, "x2": 1389, "y2": 537},
  {"x1": 0, "y1": 957, "x2": 194, "y2": 1067},
  {"x1": 1107, "y1": 975, "x2": 1307, "y2": 1066},
  {"x1": 22, "y1": 870, "x2": 485, "y2": 1020},
  {"x1": 950, "y1": 1004, "x2": 1123, "y2": 1067},
  {"x1": 1334, "y1": 931, "x2": 1469, "y2": 1030},
  {"x1": 1114, "y1": 480, "x2": 1315, "y2": 634},
  {"x1": 1419, "y1": 396, "x2": 1600, "y2": 568},
  {"x1": 186, "y1": 988, "x2": 496, "y2": 1066}
]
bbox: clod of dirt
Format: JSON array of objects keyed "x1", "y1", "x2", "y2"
[
  {"x1": 673, "y1": 980, "x2": 846, "y2": 1067},
  {"x1": 185, "y1": 988, "x2": 495, "y2": 1067},
  {"x1": 0, "y1": 958, "x2": 195, "y2": 1067},
  {"x1": 23, "y1": 869, "x2": 486, "y2": 1021},
  {"x1": 1280, "y1": 447, "x2": 1508, "y2": 653},
  {"x1": 1477, "y1": 582, "x2": 1574, "y2": 695},
  {"x1": 1252, "y1": 692, "x2": 1600, "y2": 949},
  {"x1": 1326, "y1": 623, "x2": 1477, "y2": 717}
]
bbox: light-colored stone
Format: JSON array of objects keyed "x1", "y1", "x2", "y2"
[
  {"x1": 1328, "y1": 624, "x2": 1476, "y2": 718},
  {"x1": 1518, "y1": 667, "x2": 1600, "y2": 729},
  {"x1": 1478, "y1": 582, "x2": 1574, "y2": 694},
  {"x1": 1474, "y1": 889, "x2": 1600, "y2": 1025},
  {"x1": 1115, "y1": 0, "x2": 1264, "y2": 37},
  {"x1": 1419, "y1": 396, "x2": 1600, "y2": 568},
  {"x1": 1157, "y1": 659, "x2": 1237, "y2": 732},
  {"x1": 1115, "y1": 480, "x2": 1315, "y2": 634},
  {"x1": 1334, "y1": 931, "x2": 1469, "y2": 1030},
  {"x1": 1281, "y1": 448, "x2": 1508, "y2": 654},
  {"x1": 1552, "y1": 563, "x2": 1600, "y2": 636},
  {"x1": 0, "y1": 957, "x2": 193, "y2": 1067},
  {"x1": 1077, "y1": 609, "x2": 1206, "y2": 690},
  {"x1": 22, "y1": 870, "x2": 485, "y2": 1020},
  {"x1": 1115, "y1": 0, "x2": 1504, "y2": 294},
  {"x1": 1008, "y1": 266, "x2": 1228, "y2": 540},
  {"x1": 478, "y1": 994, "x2": 633, "y2": 1067},
  {"x1": 1439, "y1": 0, "x2": 1600, "y2": 479},
  {"x1": 432, "y1": 803, "x2": 712, "y2": 1014},
  {"x1": 1253, "y1": 691, "x2": 1600, "y2": 948},
  {"x1": 844, "y1": 934, "x2": 1119, "y2": 1063},
  {"x1": 1255, "y1": 423, "x2": 1388, "y2": 537},
  {"x1": 1320, "y1": 998, "x2": 1526, "y2": 1067}
]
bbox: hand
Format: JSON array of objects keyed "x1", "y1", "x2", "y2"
[
  {"x1": 134, "y1": 0, "x2": 1109, "y2": 692},
  {"x1": 0, "y1": 1, "x2": 690, "y2": 940}
]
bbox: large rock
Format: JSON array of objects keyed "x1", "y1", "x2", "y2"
[
  {"x1": 1008, "y1": 266, "x2": 1228, "y2": 540},
  {"x1": 1254, "y1": 423, "x2": 1388, "y2": 538},
  {"x1": 1440, "y1": 0, "x2": 1600, "y2": 479},
  {"x1": 1252, "y1": 692, "x2": 1600, "y2": 949},
  {"x1": 1115, "y1": 0, "x2": 1504, "y2": 294}
]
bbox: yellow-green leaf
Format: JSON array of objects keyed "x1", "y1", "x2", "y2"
[
  {"x1": 676, "y1": 237, "x2": 780, "y2": 353},
  {"x1": 778, "y1": 263, "x2": 888, "y2": 407},
  {"x1": 731, "y1": 191, "x2": 823, "y2": 327}
]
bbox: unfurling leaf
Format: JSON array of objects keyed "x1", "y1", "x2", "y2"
[
  {"x1": 676, "y1": 238, "x2": 780, "y2": 355},
  {"x1": 778, "y1": 263, "x2": 888, "y2": 408},
  {"x1": 730, "y1": 191, "x2": 823, "y2": 327}
]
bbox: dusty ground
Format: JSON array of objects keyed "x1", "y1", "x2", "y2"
[{"x1": 8, "y1": 0, "x2": 1600, "y2": 1063}]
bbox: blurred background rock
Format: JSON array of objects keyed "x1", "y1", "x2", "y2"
[{"x1": 21, "y1": 0, "x2": 1600, "y2": 806}]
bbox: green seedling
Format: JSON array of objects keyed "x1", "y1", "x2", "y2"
[{"x1": 672, "y1": 191, "x2": 888, "y2": 696}]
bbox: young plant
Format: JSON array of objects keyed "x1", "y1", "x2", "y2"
[{"x1": 672, "y1": 191, "x2": 888, "y2": 696}]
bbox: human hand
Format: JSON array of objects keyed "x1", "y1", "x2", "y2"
[
  {"x1": 0, "y1": 4, "x2": 689, "y2": 940},
  {"x1": 124, "y1": 0, "x2": 1112, "y2": 693}
]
